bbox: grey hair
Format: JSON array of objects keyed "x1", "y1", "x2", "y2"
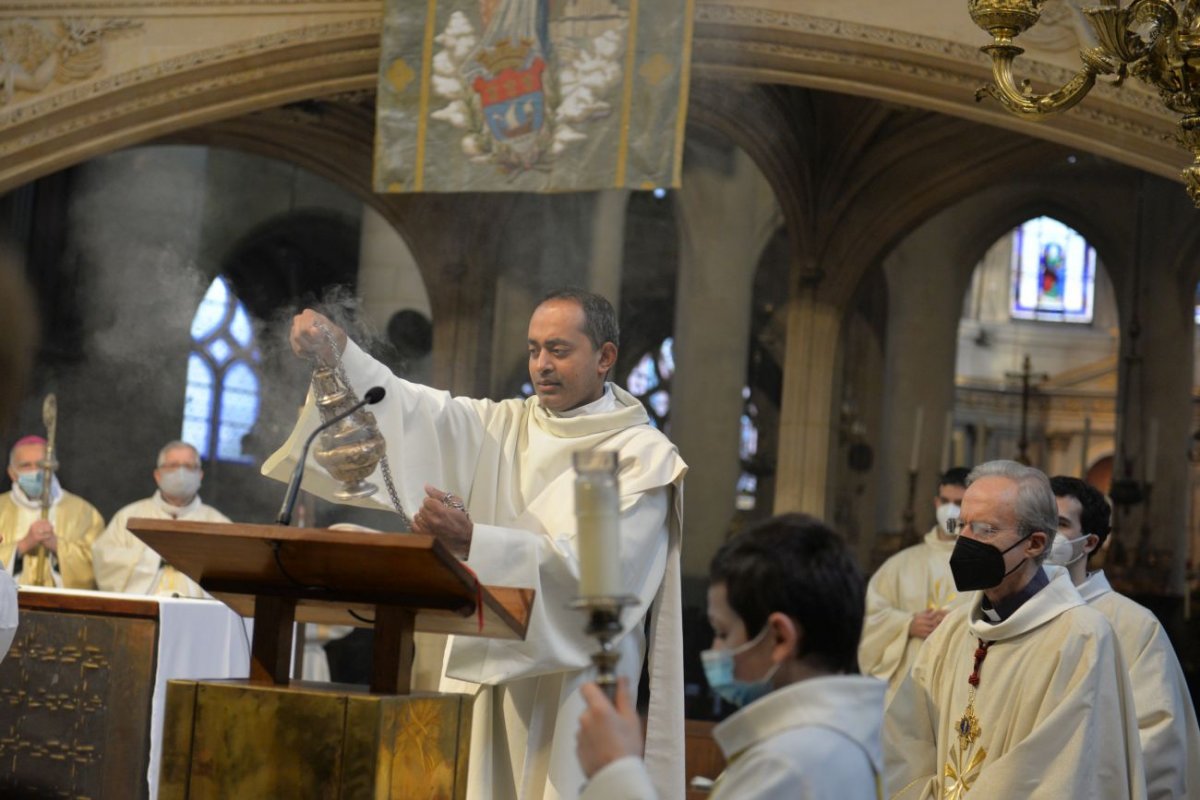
[
  {"x1": 537, "y1": 289, "x2": 620, "y2": 350},
  {"x1": 157, "y1": 441, "x2": 200, "y2": 467},
  {"x1": 967, "y1": 460, "x2": 1058, "y2": 563}
]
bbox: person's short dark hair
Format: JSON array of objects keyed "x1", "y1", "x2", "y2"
[
  {"x1": 537, "y1": 289, "x2": 619, "y2": 351},
  {"x1": 709, "y1": 513, "x2": 864, "y2": 674},
  {"x1": 938, "y1": 467, "x2": 971, "y2": 490},
  {"x1": 1049, "y1": 475, "x2": 1112, "y2": 548}
]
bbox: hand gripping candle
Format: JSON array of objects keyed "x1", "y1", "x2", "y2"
[{"x1": 573, "y1": 450, "x2": 622, "y2": 598}]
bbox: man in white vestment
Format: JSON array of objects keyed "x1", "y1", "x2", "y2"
[
  {"x1": 1, "y1": 435, "x2": 103, "y2": 588},
  {"x1": 266, "y1": 289, "x2": 688, "y2": 800},
  {"x1": 1047, "y1": 476, "x2": 1200, "y2": 800},
  {"x1": 885, "y1": 460, "x2": 1145, "y2": 799},
  {"x1": 93, "y1": 441, "x2": 229, "y2": 598},
  {"x1": 860, "y1": 467, "x2": 971, "y2": 700},
  {"x1": 576, "y1": 514, "x2": 885, "y2": 800}
]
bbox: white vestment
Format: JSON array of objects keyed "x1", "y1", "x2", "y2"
[
  {"x1": 1079, "y1": 570, "x2": 1200, "y2": 800},
  {"x1": 92, "y1": 492, "x2": 230, "y2": 598},
  {"x1": 859, "y1": 528, "x2": 967, "y2": 701},
  {"x1": 582, "y1": 674, "x2": 886, "y2": 800},
  {"x1": 263, "y1": 340, "x2": 688, "y2": 800},
  {"x1": 885, "y1": 567, "x2": 1146, "y2": 800}
]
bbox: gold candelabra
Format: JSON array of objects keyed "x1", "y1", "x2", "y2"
[{"x1": 969, "y1": 0, "x2": 1200, "y2": 206}]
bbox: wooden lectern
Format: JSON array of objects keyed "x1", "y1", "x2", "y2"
[{"x1": 126, "y1": 519, "x2": 533, "y2": 799}]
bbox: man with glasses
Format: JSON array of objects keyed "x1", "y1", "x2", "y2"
[
  {"x1": 93, "y1": 440, "x2": 229, "y2": 597},
  {"x1": 884, "y1": 460, "x2": 1145, "y2": 799},
  {"x1": 860, "y1": 467, "x2": 971, "y2": 701},
  {"x1": 1, "y1": 435, "x2": 104, "y2": 588}
]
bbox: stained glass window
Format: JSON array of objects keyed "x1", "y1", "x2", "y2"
[
  {"x1": 736, "y1": 386, "x2": 760, "y2": 511},
  {"x1": 625, "y1": 337, "x2": 673, "y2": 430},
  {"x1": 1009, "y1": 216, "x2": 1096, "y2": 323},
  {"x1": 184, "y1": 276, "x2": 261, "y2": 464}
]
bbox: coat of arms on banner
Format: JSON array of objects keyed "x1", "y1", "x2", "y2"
[{"x1": 375, "y1": 0, "x2": 694, "y2": 194}]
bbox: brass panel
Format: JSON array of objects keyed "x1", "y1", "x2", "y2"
[
  {"x1": 167, "y1": 681, "x2": 472, "y2": 799},
  {"x1": 188, "y1": 682, "x2": 346, "y2": 799},
  {"x1": 159, "y1": 681, "x2": 198, "y2": 800},
  {"x1": 0, "y1": 608, "x2": 157, "y2": 800}
]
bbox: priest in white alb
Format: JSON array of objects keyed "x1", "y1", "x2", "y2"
[
  {"x1": 1047, "y1": 476, "x2": 1200, "y2": 800},
  {"x1": 860, "y1": 467, "x2": 971, "y2": 701},
  {"x1": 265, "y1": 290, "x2": 687, "y2": 800},
  {"x1": 884, "y1": 460, "x2": 1145, "y2": 799},
  {"x1": 93, "y1": 440, "x2": 229, "y2": 598}
]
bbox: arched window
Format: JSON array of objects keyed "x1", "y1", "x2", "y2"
[
  {"x1": 1009, "y1": 216, "x2": 1096, "y2": 323},
  {"x1": 183, "y1": 276, "x2": 261, "y2": 464}
]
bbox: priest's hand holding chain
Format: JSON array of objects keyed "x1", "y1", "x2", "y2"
[
  {"x1": 412, "y1": 483, "x2": 473, "y2": 560},
  {"x1": 290, "y1": 309, "x2": 347, "y2": 362}
]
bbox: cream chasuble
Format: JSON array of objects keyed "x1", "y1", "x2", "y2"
[
  {"x1": 93, "y1": 492, "x2": 230, "y2": 598},
  {"x1": 860, "y1": 528, "x2": 967, "y2": 701},
  {"x1": 884, "y1": 567, "x2": 1145, "y2": 800},
  {"x1": 264, "y1": 340, "x2": 688, "y2": 800},
  {"x1": 0, "y1": 486, "x2": 103, "y2": 589},
  {"x1": 1079, "y1": 570, "x2": 1200, "y2": 800}
]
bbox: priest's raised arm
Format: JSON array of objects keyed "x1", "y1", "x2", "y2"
[{"x1": 263, "y1": 296, "x2": 687, "y2": 800}]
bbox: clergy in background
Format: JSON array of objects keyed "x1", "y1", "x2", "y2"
[
  {"x1": 1, "y1": 435, "x2": 103, "y2": 588},
  {"x1": 576, "y1": 513, "x2": 884, "y2": 800},
  {"x1": 1047, "y1": 476, "x2": 1200, "y2": 800},
  {"x1": 884, "y1": 460, "x2": 1145, "y2": 799},
  {"x1": 93, "y1": 440, "x2": 229, "y2": 598},
  {"x1": 267, "y1": 289, "x2": 688, "y2": 800},
  {"x1": 860, "y1": 466, "x2": 971, "y2": 700}
]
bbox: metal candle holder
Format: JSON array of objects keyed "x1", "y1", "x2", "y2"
[{"x1": 570, "y1": 594, "x2": 638, "y2": 700}]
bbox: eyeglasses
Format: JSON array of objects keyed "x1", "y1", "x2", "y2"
[{"x1": 944, "y1": 518, "x2": 1015, "y2": 537}]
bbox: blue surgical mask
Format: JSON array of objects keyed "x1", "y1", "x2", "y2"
[
  {"x1": 700, "y1": 626, "x2": 781, "y2": 708},
  {"x1": 16, "y1": 471, "x2": 45, "y2": 500}
]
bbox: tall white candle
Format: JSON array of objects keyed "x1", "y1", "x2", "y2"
[
  {"x1": 1146, "y1": 418, "x2": 1158, "y2": 485},
  {"x1": 940, "y1": 411, "x2": 954, "y2": 474},
  {"x1": 574, "y1": 450, "x2": 621, "y2": 598},
  {"x1": 909, "y1": 406, "x2": 924, "y2": 473}
]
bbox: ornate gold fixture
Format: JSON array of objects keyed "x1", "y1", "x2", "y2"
[{"x1": 969, "y1": 0, "x2": 1200, "y2": 205}]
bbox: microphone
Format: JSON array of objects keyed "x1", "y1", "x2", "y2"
[{"x1": 275, "y1": 386, "x2": 386, "y2": 526}]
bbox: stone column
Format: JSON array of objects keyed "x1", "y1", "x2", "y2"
[
  {"x1": 1114, "y1": 182, "x2": 1195, "y2": 594},
  {"x1": 773, "y1": 287, "x2": 842, "y2": 516},
  {"x1": 876, "y1": 211, "x2": 976, "y2": 535},
  {"x1": 356, "y1": 204, "x2": 432, "y2": 382},
  {"x1": 671, "y1": 146, "x2": 781, "y2": 577},
  {"x1": 588, "y1": 190, "x2": 629, "y2": 305}
]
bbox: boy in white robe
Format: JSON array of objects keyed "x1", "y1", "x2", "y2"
[
  {"x1": 860, "y1": 467, "x2": 972, "y2": 701},
  {"x1": 1047, "y1": 476, "x2": 1200, "y2": 800},
  {"x1": 885, "y1": 460, "x2": 1145, "y2": 799},
  {"x1": 575, "y1": 513, "x2": 886, "y2": 800},
  {"x1": 269, "y1": 290, "x2": 687, "y2": 800},
  {"x1": 93, "y1": 441, "x2": 229, "y2": 598}
]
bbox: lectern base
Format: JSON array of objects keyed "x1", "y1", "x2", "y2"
[{"x1": 159, "y1": 680, "x2": 474, "y2": 799}]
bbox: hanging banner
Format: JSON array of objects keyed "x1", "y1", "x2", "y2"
[{"x1": 374, "y1": 0, "x2": 694, "y2": 194}]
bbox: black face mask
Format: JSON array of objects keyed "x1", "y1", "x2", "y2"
[{"x1": 949, "y1": 532, "x2": 1032, "y2": 591}]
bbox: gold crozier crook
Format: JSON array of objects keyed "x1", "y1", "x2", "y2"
[{"x1": 34, "y1": 394, "x2": 59, "y2": 586}]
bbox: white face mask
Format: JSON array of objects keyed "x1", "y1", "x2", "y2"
[
  {"x1": 936, "y1": 502, "x2": 961, "y2": 535},
  {"x1": 1047, "y1": 532, "x2": 1087, "y2": 567},
  {"x1": 158, "y1": 468, "x2": 201, "y2": 501}
]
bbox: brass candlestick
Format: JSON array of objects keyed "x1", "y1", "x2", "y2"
[{"x1": 571, "y1": 594, "x2": 639, "y2": 701}]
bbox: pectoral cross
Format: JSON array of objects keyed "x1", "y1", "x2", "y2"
[{"x1": 1005, "y1": 355, "x2": 1047, "y2": 466}]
